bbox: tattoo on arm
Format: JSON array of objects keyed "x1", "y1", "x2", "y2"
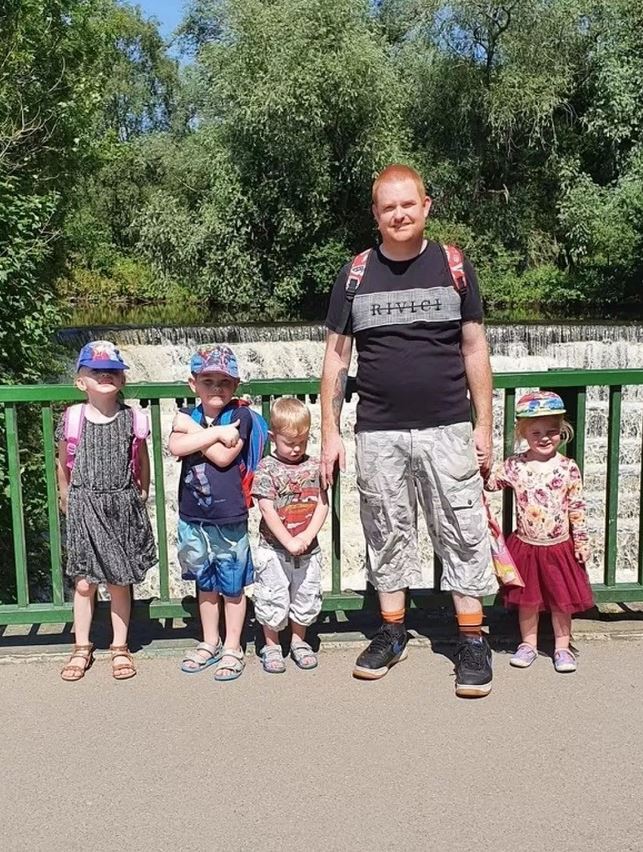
[{"x1": 332, "y1": 368, "x2": 347, "y2": 426}]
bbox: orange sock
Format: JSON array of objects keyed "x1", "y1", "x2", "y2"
[
  {"x1": 457, "y1": 612, "x2": 483, "y2": 637},
  {"x1": 382, "y1": 608, "x2": 405, "y2": 625}
]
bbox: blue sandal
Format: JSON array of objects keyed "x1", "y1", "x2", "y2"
[{"x1": 180, "y1": 640, "x2": 223, "y2": 674}]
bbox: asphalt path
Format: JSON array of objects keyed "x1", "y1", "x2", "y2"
[{"x1": 1, "y1": 639, "x2": 641, "y2": 851}]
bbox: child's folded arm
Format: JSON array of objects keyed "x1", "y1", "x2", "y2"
[
  {"x1": 168, "y1": 411, "x2": 239, "y2": 457},
  {"x1": 201, "y1": 438, "x2": 244, "y2": 468}
]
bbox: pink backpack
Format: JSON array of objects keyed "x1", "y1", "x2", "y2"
[{"x1": 63, "y1": 404, "x2": 150, "y2": 486}]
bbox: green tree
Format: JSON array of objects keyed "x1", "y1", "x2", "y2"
[
  {"x1": 137, "y1": 0, "x2": 411, "y2": 315},
  {"x1": 0, "y1": 0, "x2": 122, "y2": 598}
]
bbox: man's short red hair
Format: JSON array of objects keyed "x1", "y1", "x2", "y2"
[{"x1": 372, "y1": 164, "x2": 427, "y2": 204}]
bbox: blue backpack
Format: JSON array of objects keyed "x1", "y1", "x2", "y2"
[{"x1": 190, "y1": 398, "x2": 268, "y2": 507}]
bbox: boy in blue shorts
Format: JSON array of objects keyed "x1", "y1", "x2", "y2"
[{"x1": 169, "y1": 344, "x2": 254, "y2": 681}]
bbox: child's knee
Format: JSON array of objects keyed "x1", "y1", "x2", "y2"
[
  {"x1": 253, "y1": 584, "x2": 290, "y2": 631},
  {"x1": 290, "y1": 585, "x2": 322, "y2": 627},
  {"x1": 75, "y1": 578, "x2": 96, "y2": 597}
]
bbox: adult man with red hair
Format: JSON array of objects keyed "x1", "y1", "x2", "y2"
[{"x1": 321, "y1": 164, "x2": 496, "y2": 697}]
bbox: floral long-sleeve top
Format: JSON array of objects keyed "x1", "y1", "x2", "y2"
[{"x1": 484, "y1": 453, "x2": 589, "y2": 552}]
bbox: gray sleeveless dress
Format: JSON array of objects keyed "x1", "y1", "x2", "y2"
[{"x1": 56, "y1": 407, "x2": 157, "y2": 585}]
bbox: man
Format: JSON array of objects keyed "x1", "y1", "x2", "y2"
[{"x1": 320, "y1": 164, "x2": 497, "y2": 698}]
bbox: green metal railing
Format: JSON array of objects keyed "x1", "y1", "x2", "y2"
[{"x1": 1, "y1": 369, "x2": 642, "y2": 625}]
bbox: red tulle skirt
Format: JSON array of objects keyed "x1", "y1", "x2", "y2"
[{"x1": 503, "y1": 534, "x2": 595, "y2": 614}]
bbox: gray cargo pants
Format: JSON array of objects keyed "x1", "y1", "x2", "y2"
[{"x1": 355, "y1": 422, "x2": 496, "y2": 597}]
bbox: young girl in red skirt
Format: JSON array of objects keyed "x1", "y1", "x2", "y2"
[{"x1": 485, "y1": 391, "x2": 594, "y2": 673}]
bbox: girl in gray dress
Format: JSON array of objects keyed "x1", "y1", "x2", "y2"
[{"x1": 56, "y1": 341, "x2": 157, "y2": 681}]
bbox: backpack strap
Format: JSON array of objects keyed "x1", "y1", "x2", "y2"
[
  {"x1": 131, "y1": 407, "x2": 150, "y2": 440},
  {"x1": 219, "y1": 399, "x2": 269, "y2": 508},
  {"x1": 218, "y1": 400, "x2": 247, "y2": 472},
  {"x1": 337, "y1": 248, "x2": 372, "y2": 334},
  {"x1": 129, "y1": 407, "x2": 150, "y2": 487},
  {"x1": 63, "y1": 403, "x2": 86, "y2": 470},
  {"x1": 442, "y1": 244, "x2": 467, "y2": 293}
]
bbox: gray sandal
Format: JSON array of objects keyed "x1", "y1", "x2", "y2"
[
  {"x1": 214, "y1": 648, "x2": 246, "y2": 682},
  {"x1": 180, "y1": 640, "x2": 223, "y2": 674},
  {"x1": 261, "y1": 646, "x2": 286, "y2": 674},
  {"x1": 290, "y1": 641, "x2": 318, "y2": 670}
]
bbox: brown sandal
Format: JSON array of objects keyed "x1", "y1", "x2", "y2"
[
  {"x1": 61, "y1": 644, "x2": 94, "y2": 682},
  {"x1": 110, "y1": 645, "x2": 137, "y2": 680}
]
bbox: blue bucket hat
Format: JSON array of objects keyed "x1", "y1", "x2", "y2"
[
  {"x1": 190, "y1": 344, "x2": 240, "y2": 379},
  {"x1": 76, "y1": 340, "x2": 128, "y2": 372},
  {"x1": 515, "y1": 391, "x2": 566, "y2": 418}
]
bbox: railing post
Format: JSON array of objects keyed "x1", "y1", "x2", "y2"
[
  {"x1": 41, "y1": 405, "x2": 64, "y2": 606},
  {"x1": 331, "y1": 470, "x2": 341, "y2": 595},
  {"x1": 261, "y1": 396, "x2": 271, "y2": 455},
  {"x1": 5, "y1": 403, "x2": 29, "y2": 607},
  {"x1": 149, "y1": 400, "x2": 170, "y2": 603},
  {"x1": 639, "y1": 419, "x2": 643, "y2": 588},
  {"x1": 604, "y1": 385, "x2": 622, "y2": 587},
  {"x1": 502, "y1": 388, "x2": 515, "y2": 536}
]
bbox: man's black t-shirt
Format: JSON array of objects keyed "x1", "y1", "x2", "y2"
[{"x1": 324, "y1": 240, "x2": 484, "y2": 432}]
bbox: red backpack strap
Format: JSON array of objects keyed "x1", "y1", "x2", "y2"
[
  {"x1": 442, "y1": 244, "x2": 467, "y2": 293},
  {"x1": 337, "y1": 248, "x2": 372, "y2": 334},
  {"x1": 63, "y1": 403, "x2": 86, "y2": 470}
]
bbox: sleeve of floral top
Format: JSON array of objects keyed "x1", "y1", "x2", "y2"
[
  {"x1": 483, "y1": 457, "x2": 516, "y2": 492},
  {"x1": 567, "y1": 460, "x2": 589, "y2": 555}
]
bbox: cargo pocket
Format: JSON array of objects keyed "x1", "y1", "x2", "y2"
[
  {"x1": 436, "y1": 423, "x2": 478, "y2": 482},
  {"x1": 252, "y1": 583, "x2": 277, "y2": 627},
  {"x1": 434, "y1": 430, "x2": 486, "y2": 550},
  {"x1": 442, "y1": 475, "x2": 487, "y2": 549},
  {"x1": 358, "y1": 488, "x2": 390, "y2": 552}
]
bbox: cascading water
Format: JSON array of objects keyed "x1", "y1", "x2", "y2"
[{"x1": 57, "y1": 323, "x2": 643, "y2": 597}]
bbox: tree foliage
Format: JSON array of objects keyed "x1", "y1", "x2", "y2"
[{"x1": 68, "y1": 0, "x2": 640, "y2": 317}]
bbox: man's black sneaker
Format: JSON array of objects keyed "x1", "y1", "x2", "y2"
[
  {"x1": 454, "y1": 635, "x2": 493, "y2": 697},
  {"x1": 353, "y1": 623, "x2": 409, "y2": 680}
]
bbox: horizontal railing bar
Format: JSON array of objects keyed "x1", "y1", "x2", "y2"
[
  {"x1": 2, "y1": 369, "x2": 643, "y2": 403},
  {"x1": 1, "y1": 582, "x2": 643, "y2": 625}
]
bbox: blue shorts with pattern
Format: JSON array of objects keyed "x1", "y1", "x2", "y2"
[{"x1": 177, "y1": 519, "x2": 254, "y2": 597}]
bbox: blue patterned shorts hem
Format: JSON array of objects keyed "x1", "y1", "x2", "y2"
[{"x1": 177, "y1": 519, "x2": 254, "y2": 597}]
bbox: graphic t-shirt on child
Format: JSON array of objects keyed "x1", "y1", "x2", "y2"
[{"x1": 252, "y1": 455, "x2": 322, "y2": 554}]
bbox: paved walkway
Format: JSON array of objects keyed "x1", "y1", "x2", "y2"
[{"x1": 1, "y1": 637, "x2": 641, "y2": 852}]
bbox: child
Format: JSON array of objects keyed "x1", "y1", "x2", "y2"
[
  {"x1": 170, "y1": 344, "x2": 254, "y2": 681},
  {"x1": 485, "y1": 391, "x2": 594, "y2": 673},
  {"x1": 57, "y1": 341, "x2": 157, "y2": 681},
  {"x1": 252, "y1": 397, "x2": 328, "y2": 672}
]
